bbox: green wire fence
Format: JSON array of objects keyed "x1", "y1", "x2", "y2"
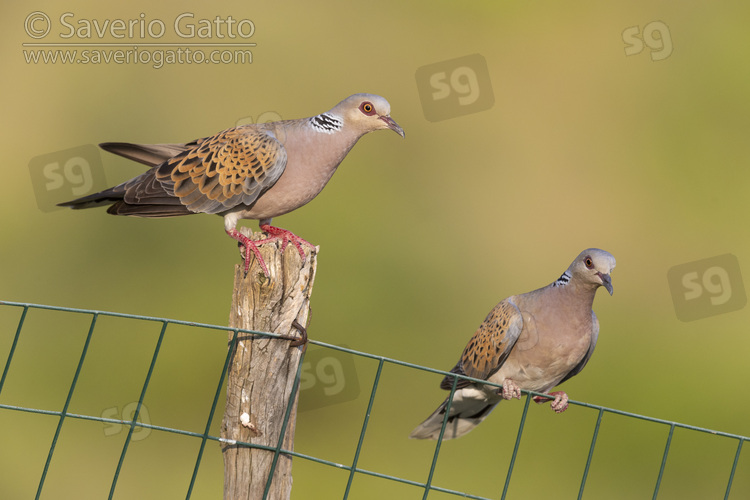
[{"x1": 0, "y1": 300, "x2": 747, "y2": 499}]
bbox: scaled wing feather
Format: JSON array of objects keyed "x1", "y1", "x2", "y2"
[
  {"x1": 155, "y1": 125, "x2": 287, "y2": 215},
  {"x1": 440, "y1": 299, "x2": 524, "y2": 390}
]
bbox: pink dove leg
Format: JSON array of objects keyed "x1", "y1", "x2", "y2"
[
  {"x1": 226, "y1": 228, "x2": 270, "y2": 277},
  {"x1": 258, "y1": 223, "x2": 316, "y2": 262},
  {"x1": 499, "y1": 379, "x2": 523, "y2": 400},
  {"x1": 533, "y1": 391, "x2": 569, "y2": 413}
]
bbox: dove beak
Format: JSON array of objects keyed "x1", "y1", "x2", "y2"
[
  {"x1": 379, "y1": 115, "x2": 405, "y2": 138},
  {"x1": 598, "y1": 272, "x2": 614, "y2": 295}
]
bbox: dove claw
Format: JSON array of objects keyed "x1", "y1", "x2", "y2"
[
  {"x1": 533, "y1": 391, "x2": 569, "y2": 413},
  {"x1": 499, "y1": 379, "x2": 522, "y2": 400},
  {"x1": 227, "y1": 229, "x2": 270, "y2": 277},
  {"x1": 549, "y1": 391, "x2": 569, "y2": 413},
  {"x1": 259, "y1": 224, "x2": 315, "y2": 263},
  {"x1": 227, "y1": 225, "x2": 313, "y2": 278}
]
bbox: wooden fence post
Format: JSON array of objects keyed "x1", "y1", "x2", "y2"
[{"x1": 221, "y1": 227, "x2": 318, "y2": 500}]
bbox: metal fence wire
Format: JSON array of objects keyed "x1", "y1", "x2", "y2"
[{"x1": 0, "y1": 300, "x2": 747, "y2": 499}]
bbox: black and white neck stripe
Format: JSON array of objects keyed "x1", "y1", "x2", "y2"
[
  {"x1": 309, "y1": 113, "x2": 343, "y2": 134},
  {"x1": 553, "y1": 271, "x2": 571, "y2": 288}
]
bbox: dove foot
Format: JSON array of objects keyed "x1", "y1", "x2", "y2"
[
  {"x1": 532, "y1": 391, "x2": 569, "y2": 413},
  {"x1": 258, "y1": 224, "x2": 316, "y2": 263},
  {"x1": 499, "y1": 379, "x2": 522, "y2": 400},
  {"x1": 226, "y1": 228, "x2": 270, "y2": 277}
]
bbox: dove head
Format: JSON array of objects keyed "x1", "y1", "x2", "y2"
[
  {"x1": 568, "y1": 248, "x2": 616, "y2": 295},
  {"x1": 331, "y1": 93, "x2": 405, "y2": 138}
]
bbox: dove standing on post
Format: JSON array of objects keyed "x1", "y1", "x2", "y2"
[
  {"x1": 410, "y1": 248, "x2": 616, "y2": 440},
  {"x1": 59, "y1": 94, "x2": 405, "y2": 276}
]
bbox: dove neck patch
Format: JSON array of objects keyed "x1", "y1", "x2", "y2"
[
  {"x1": 309, "y1": 113, "x2": 343, "y2": 134},
  {"x1": 553, "y1": 271, "x2": 571, "y2": 287}
]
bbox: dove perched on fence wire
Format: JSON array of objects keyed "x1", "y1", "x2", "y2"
[
  {"x1": 59, "y1": 93, "x2": 404, "y2": 276},
  {"x1": 410, "y1": 248, "x2": 616, "y2": 440}
]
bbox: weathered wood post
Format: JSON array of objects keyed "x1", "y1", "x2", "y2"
[{"x1": 221, "y1": 227, "x2": 318, "y2": 500}]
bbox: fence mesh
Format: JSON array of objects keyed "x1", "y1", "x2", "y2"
[{"x1": 0, "y1": 300, "x2": 747, "y2": 499}]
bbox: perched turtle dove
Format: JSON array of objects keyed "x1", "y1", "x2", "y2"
[
  {"x1": 410, "y1": 248, "x2": 615, "y2": 440},
  {"x1": 59, "y1": 94, "x2": 404, "y2": 276}
]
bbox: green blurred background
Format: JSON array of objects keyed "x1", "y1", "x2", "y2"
[{"x1": 2, "y1": 1, "x2": 750, "y2": 498}]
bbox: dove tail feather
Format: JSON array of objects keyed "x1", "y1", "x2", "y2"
[
  {"x1": 57, "y1": 186, "x2": 125, "y2": 210},
  {"x1": 58, "y1": 189, "x2": 192, "y2": 217},
  {"x1": 58, "y1": 165, "x2": 192, "y2": 217},
  {"x1": 107, "y1": 201, "x2": 192, "y2": 217},
  {"x1": 100, "y1": 142, "x2": 190, "y2": 167},
  {"x1": 409, "y1": 394, "x2": 498, "y2": 440},
  {"x1": 440, "y1": 362, "x2": 473, "y2": 390}
]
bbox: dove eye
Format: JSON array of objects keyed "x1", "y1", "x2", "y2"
[
  {"x1": 359, "y1": 102, "x2": 376, "y2": 115},
  {"x1": 585, "y1": 257, "x2": 594, "y2": 269}
]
